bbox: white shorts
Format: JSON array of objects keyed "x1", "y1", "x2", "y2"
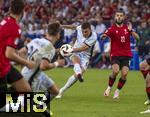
[
  {"x1": 21, "y1": 67, "x2": 55, "y2": 92},
  {"x1": 70, "y1": 53, "x2": 90, "y2": 70}
]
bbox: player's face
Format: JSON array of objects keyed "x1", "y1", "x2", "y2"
[
  {"x1": 115, "y1": 12, "x2": 125, "y2": 25},
  {"x1": 82, "y1": 28, "x2": 91, "y2": 38}
]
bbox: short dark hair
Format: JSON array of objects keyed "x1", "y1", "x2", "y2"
[
  {"x1": 81, "y1": 22, "x2": 91, "y2": 29},
  {"x1": 115, "y1": 9, "x2": 125, "y2": 15},
  {"x1": 48, "y1": 22, "x2": 60, "y2": 36},
  {"x1": 10, "y1": 0, "x2": 25, "y2": 15}
]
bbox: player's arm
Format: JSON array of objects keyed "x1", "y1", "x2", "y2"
[
  {"x1": 100, "y1": 33, "x2": 108, "y2": 40},
  {"x1": 5, "y1": 46, "x2": 35, "y2": 69},
  {"x1": 61, "y1": 24, "x2": 77, "y2": 30},
  {"x1": 100, "y1": 27, "x2": 112, "y2": 40},
  {"x1": 73, "y1": 37, "x2": 96, "y2": 52},
  {"x1": 72, "y1": 44, "x2": 89, "y2": 53},
  {"x1": 18, "y1": 47, "x2": 28, "y2": 59},
  {"x1": 130, "y1": 31, "x2": 140, "y2": 41},
  {"x1": 127, "y1": 22, "x2": 140, "y2": 41},
  {"x1": 40, "y1": 59, "x2": 64, "y2": 71}
]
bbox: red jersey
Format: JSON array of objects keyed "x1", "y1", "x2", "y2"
[
  {"x1": 0, "y1": 16, "x2": 21, "y2": 77},
  {"x1": 104, "y1": 24, "x2": 132, "y2": 57}
]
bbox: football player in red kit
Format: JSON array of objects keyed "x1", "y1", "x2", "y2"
[
  {"x1": 140, "y1": 57, "x2": 150, "y2": 114},
  {"x1": 101, "y1": 10, "x2": 140, "y2": 99},
  {"x1": 0, "y1": 0, "x2": 34, "y2": 109}
]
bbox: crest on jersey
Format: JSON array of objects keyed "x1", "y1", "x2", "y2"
[
  {"x1": 124, "y1": 29, "x2": 128, "y2": 34},
  {"x1": 18, "y1": 29, "x2": 21, "y2": 34},
  {"x1": 116, "y1": 30, "x2": 118, "y2": 34},
  {"x1": 14, "y1": 38, "x2": 19, "y2": 45}
]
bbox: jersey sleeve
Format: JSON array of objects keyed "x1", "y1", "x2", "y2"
[
  {"x1": 6, "y1": 33, "x2": 20, "y2": 49},
  {"x1": 104, "y1": 27, "x2": 112, "y2": 38},
  {"x1": 39, "y1": 44, "x2": 55, "y2": 63},
  {"x1": 26, "y1": 39, "x2": 37, "y2": 50},
  {"x1": 84, "y1": 34, "x2": 97, "y2": 47}
]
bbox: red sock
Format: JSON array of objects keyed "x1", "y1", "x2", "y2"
[
  {"x1": 146, "y1": 87, "x2": 150, "y2": 100},
  {"x1": 108, "y1": 76, "x2": 116, "y2": 87},
  {"x1": 117, "y1": 78, "x2": 126, "y2": 90}
]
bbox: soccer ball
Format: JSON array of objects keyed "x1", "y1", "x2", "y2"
[{"x1": 60, "y1": 44, "x2": 73, "y2": 57}]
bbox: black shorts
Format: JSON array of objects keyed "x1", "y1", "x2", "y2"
[
  {"x1": 0, "y1": 66, "x2": 22, "y2": 92},
  {"x1": 111, "y1": 56, "x2": 131, "y2": 69},
  {"x1": 0, "y1": 66, "x2": 22, "y2": 108},
  {"x1": 146, "y1": 57, "x2": 150, "y2": 66}
]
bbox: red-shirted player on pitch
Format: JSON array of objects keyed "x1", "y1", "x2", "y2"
[
  {"x1": 101, "y1": 10, "x2": 140, "y2": 99},
  {"x1": 0, "y1": 0, "x2": 34, "y2": 108},
  {"x1": 140, "y1": 57, "x2": 150, "y2": 114}
]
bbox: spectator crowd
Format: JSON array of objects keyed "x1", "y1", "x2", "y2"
[{"x1": 0, "y1": 0, "x2": 149, "y2": 69}]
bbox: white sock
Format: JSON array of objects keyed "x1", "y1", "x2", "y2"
[
  {"x1": 116, "y1": 89, "x2": 120, "y2": 92},
  {"x1": 107, "y1": 86, "x2": 112, "y2": 90},
  {"x1": 73, "y1": 64, "x2": 82, "y2": 75},
  {"x1": 60, "y1": 75, "x2": 78, "y2": 93}
]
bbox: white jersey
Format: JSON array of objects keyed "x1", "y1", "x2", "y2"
[
  {"x1": 21, "y1": 38, "x2": 55, "y2": 80},
  {"x1": 26, "y1": 38, "x2": 55, "y2": 63},
  {"x1": 73, "y1": 25, "x2": 97, "y2": 58}
]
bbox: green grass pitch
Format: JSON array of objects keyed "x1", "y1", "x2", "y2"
[{"x1": 45, "y1": 68, "x2": 150, "y2": 117}]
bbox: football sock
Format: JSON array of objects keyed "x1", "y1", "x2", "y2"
[
  {"x1": 146, "y1": 87, "x2": 150, "y2": 100},
  {"x1": 117, "y1": 78, "x2": 126, "y2": 90},
  {"x1": 61, "y1": 75, "x2": 78, "y2": 93},
  {"x1": 74, "y1": 64, "x2": 82, "y2": 75},
  {"x1": 108, "y1": 75, "x2": 116, "y2": 87}
]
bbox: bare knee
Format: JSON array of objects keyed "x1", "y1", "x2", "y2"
[
  {"x1": 112, "y1": 64, "x2": 119, "y2": 76},
  {"x1": 121, "y1": 67, "x2": 129, "y2": 79},
  {"x1": 140, "y1": 61, "x2": 148, "y2": 71}
]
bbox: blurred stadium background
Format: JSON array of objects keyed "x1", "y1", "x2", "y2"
[
  {"x1": 0, "y1": 0, "x2": 150, "y2": 117},
  {"x1": 0, "y1": 0, "x2": 149, "y2": 70}
]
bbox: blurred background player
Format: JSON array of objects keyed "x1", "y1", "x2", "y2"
[
  {"x1": 140, "y1": 57, "x2": 150, "y2": 114},
  {"x1": 0, "y1": 0, "x2": 34, "y2": 109},
  {"x1": 101, "y1": 10, "x2": 140, "y2": 99},
  {"x1": 19, "y1": 22, "x2": 64, "y2": 116},
  {"x1": 56, "y1": 22, "x2": 97, "y2": 98}
]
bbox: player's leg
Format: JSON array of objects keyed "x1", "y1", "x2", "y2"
[
  {"x1": 140, "y1": 58, "x2": 150, "y2": 105},
  {"x1": 56, "y1": 55, "x2": 88, "y2": 98},
  {"x1": 0, "y1": 78, "x2": 7, "y2": 110},
  {"x1": 104, "y1": 57, "x2": 120, "y2": 97},
  {"x1": 56, "y1": 74, "x2": 78, "y2": 99},
  {"x1": 0, "y1": 66, "x2": 32, "y2": 112},
  {"x1": 140, "y1": 73, "x2": 150, "y2": 114},
  {"x1": 145, "y1": 73, "x2": 150, "y2": 104},
  {"x1": 33, "y1": 72, "x2": 59, "y2": 101},
  {"x1": 32, "y1": 72, "x2": 58, "y2": 116},
  {"x1": 113, "y1": 57, "x2": 130, "y2": 99},
  {"x1": 140, "y1": 59, "x2": 150, "y2": 80},
  {"x1": 8, "y1": 67, "x2": 31, "y2": 92},
  {"x1": 71, "y1": 54, "x2": 83, "y2": 82}
]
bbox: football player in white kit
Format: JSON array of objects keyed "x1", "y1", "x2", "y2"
[
  {"x1": 19, "y1": 23, "x2": 64, "y2": 116},
  {"x1": 56, "y1": 22, "x2": 97, "y2": 98}
]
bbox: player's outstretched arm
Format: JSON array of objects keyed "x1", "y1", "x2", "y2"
[
  {"x1": 5, "y1": 46, "x2": 35, "y2": 69},
  {"x1": 61, "y1": 24, "x2": 77, "y2": 30},
  {"x1": 73, "y1": 44, "x2": 89, "y2": 53},
  {"x1": 40, "y1": 59, "x2": 65, "y2": 71},
  {"x1": 18, "y1": 47, "x2": 28, "y2": 59}
]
